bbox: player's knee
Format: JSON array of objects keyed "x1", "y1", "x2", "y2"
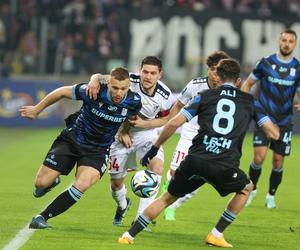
[
  {"x1": 273, "y1": 154, "x2": 284, "y2": 168},
  {"x1": 75, "y1": 172, "x2": 100, "y2": 192},
  {"x1": 34, "y1": 175, "x2": 52, "y2": 188},
  {"x1": 110, "y1": 178, "x2": 124, "y2": 191},
  {"x1": 240, "y1": 181, "x2": 254, "y2": 196},
  {"x1": 161, "y1": 192, "x2": 177, "y2": 206}
]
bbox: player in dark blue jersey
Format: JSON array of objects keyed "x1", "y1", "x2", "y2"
[
  {"x1": 241, "y1": 29, "x2": 300, "y2": 209},
  {"x1": 118, "y1": 59, "x2": 279, "y2": 248},
  {"x1": 19, "y1": 67, "x2": 142, "y2": 229}
]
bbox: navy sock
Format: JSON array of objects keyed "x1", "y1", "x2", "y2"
[
  {"x1": 128, "y1": 214, "x2": 150, "y2": 237},
  {"x1": 269, "y1": 167, "x2": 283, "y2": 195},
  {"x1": 215, "y1": 209, "x2": 236, "y2": 233},
  {"x1": 249, "y1": 162, "x2": 262, "y2": 190},
  {"x1": 41, "y1": 185, "x2": 83, "y2": 220}
]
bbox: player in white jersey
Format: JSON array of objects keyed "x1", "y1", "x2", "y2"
[
  {"x1": 162, "y1": 51, "x2": 230, "y2": 220},
  {"x1": 86, "y1": 56, "x2": 173, "y2": 227}
]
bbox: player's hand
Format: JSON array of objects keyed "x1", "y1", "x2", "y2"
[
  {"x1": 128, "y1": 116, "x2": 147, "y2": 128},
  {"x1": 118, "y1": 133, "x2": 133, "y2": 148},
  {"x1": 19, "y1": 105, "x2": 39, "y2": 119},
  {"x1": 140, "y1": 146, "x2": 159, "y2": 166},
  {"x1": 86, "y1": 77, "x2": 100, "y2": 100},
  {"x1": 294, "y1": 103, "x2": 300, "y2": 113}
]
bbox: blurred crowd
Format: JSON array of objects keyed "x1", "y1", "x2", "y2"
[{"x1": 0, "y1": 0, "x2": 300, "y2": 77}]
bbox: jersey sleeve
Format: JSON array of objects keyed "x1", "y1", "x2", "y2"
[
  {"x1": 180, "y1": 95, "x2": 201, "y2": 121},
  {"x1": 177, "y1": 79, "x2": 194, "y2": 105},
  {"x1": 253, "y1": 99, "x2": 271, "y2": 126},
  {"x1": 72, "y1": 83, "x2": 89, "y2": 101},
  {"x1": 251, "y1": 58, "x2": 264, "y2": 81}
]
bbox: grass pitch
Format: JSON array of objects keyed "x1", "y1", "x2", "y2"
[{"x1": 0, "y1": 128, "x2": 299, "y2": 250}]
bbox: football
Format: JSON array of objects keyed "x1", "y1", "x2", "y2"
[{"x1": 130, "y1": 169, "x2": 159, "y2": 198}]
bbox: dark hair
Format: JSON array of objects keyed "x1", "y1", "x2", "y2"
[
  {"x1": 206, "y1": 51, "x2": 230, "y2": 68},
  {"x1": 141, "y1": 56, "x2": 162, "y2": 71},
  {"x1": 280, "y1": 29, "x2": 297, "y2": 40},
  {"x1": 110, "y1": 67, "x2": 130, "y2": 81},
  {"x1": 216, "y1": 58, "x2": 240, "y2": 82}
]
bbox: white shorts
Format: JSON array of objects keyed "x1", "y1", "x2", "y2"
[
  {"x1": 170, "y1": 135, "x2": 192, "y2": 171},
  {"x1": 109, "y1": 130, "x2": 164, "y2": 179}
]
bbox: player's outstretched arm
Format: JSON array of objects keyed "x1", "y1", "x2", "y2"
[
  {"x1": 86, "y1": 73, "x2": 110, "y2": 100},
  {"x1": 19, "y1": 86, "x2": 72, "y2": 119},
  {"x1": 128, "y1": 115, "x2": 168, "y2": 129},
  {"x1": 241, "y1": 75, "x2": 256, "y2": 93},
  {"x1": 261, "y1": 120, "x2": 280, "y2": 140},
  {"x1": 140, "y1": 113, "x2": 187, "y2": 166},
  {"x1": 168, "y1": 100, "x2": 185, "y2": 119}
]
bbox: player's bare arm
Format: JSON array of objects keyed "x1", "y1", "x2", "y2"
[
  {"x1": 118, "y1": 119, "x2": 133, "y2": 148},
  {"x1": 168, "y1": 100, "x2": 185, "y2": 119},
  {"x1": 153, "y1": 113, "x2": 187, "y2": 148},
  {"x1": 241, "y1": 76, "x2": 256, "y2": 93},
  {"x1": 128, "y1": 114, "x2": 169, "y2": 129},
  {"x1": 19, "y1": 86, "x2": 72, "y2": 119},
  {"x1": 86, "y1": 73, "x2": 110, "y2": 100},
  {"x1": 261, "y1": 120, "x2": 280, "y2": 140}
]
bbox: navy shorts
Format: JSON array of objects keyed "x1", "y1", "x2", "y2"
[
  {"x1": 43, "y1": 132, "x2": 109, "y2": 177},
  {"x1": 168, "y1": 155, "x2": 250, "y2": 197},
  {"x1": 253, "y1": 124, "x2": 293, "y2": 156}
]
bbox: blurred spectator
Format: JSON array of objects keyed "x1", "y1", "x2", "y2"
[{"x1": 17, "y1": 31, "x2": 39, "y2": 73}]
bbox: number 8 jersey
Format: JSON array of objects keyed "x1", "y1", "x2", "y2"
[{"x1": 181, "y1": 83, "x2": 269, "y2": 168}]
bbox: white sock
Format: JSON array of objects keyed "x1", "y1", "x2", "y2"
[
  {"x1": 111, "y1": 184, "x2": 127, "y2": 209},
  {"x1": 136, "y1": 175, "x2": 162, "y2": 217},
  {"x1": 122, "y1": 231, "x2": 134, "y2": 241},
  {"x1": 169, "y1": 189, "x2": 198, "y2": 209},
  {"x1": 212, "y1": 227, "x2": 222, "y2": 238}
]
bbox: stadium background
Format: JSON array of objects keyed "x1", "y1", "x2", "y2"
[
  {"x1": 1, "y1": 1, "x2": 300, "y2": 250},
  {"x1": 1, "y1": 0, "x2": 300, "y2": 130}
]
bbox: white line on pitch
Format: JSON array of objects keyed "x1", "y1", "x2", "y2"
[{"x1": 2, "y1": 224, "x2": 35, "y2": 250}]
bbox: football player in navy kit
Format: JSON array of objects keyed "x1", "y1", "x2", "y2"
[
  {"x1": 118, "y1": 59, "x2": 279, "y2": 247},
  {"x1": 19, "y1": 67, "x2": 142, "y2": 229},
  {"x1": 162, "y1": 51, "x2": 230, "y2": 221},
  {"x1": 242, "y1": 29, "x2": 300, "y2": 209},
  {"x1": 86, "y1": 56, "x2": 173, "y2": 228}
]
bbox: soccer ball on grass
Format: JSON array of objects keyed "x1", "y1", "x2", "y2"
[{"x1": 131, "y1": 169, "x2": 159, "y2": 198}]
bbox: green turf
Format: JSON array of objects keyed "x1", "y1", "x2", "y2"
[{"x1": 0, "y1": 128, "x2": 299, "y2": 250}]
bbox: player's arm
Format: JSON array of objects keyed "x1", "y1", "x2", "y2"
[
  {"x1": 168, "y1": 100, "x2": 185, "y2": 119},
  {"x1": 260, "y1": 120, "x2": 280, "y2": 140},
  {"x1": 241, "y1": 75, "x2": 256, "y2": 93},
  {"x1": 140, "y1": 95, "x2": 200, "y2": 166},
  {"x1": 118, "y1": 119, "x2": 133, "y2": 148},
  {"x1": 140, "y1": 113, "x2": 187, "y2": 166},
  {"x1": 19, "y1": 86, "x2": 72, "y2": 119},
  {"x1": 128, "y1": 112, "x2": 170, "y2": 129},
  {"x1": 86, "y1": 73, "x2": 110, "y2": 100}
]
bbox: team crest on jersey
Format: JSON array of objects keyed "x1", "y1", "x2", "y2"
[
  {"x1": 108, "y1": 105, "x2": 118, "y2": 111},
  {"x1": 121, "y1": 108, "x2": 128, "y2": 116},
  {"x1": 290, "y1": 68, "x2": 296, "y2": 76}
]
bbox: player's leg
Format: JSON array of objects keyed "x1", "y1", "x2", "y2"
[
  {"x1": 108, "y1": 147, "x2": 132, "y2": 225},
  {"x1": 119, "y1": 155, "x2": 202, "y2": 244},
  {"x1": 33, "y1": 165, "x2": 61, "y2": 198},
  {"x1": 119, "y1": 191, "x2": 178, "y2": 244},
  {"x1": 266, "y1": 127, "x2": 292, "y2": 208},
  {"x1": 246, "y1": 128, "x2": 269, "y2": 207},
  {"x1": 29, "y1": 146, "x2": 107, "y2": 229},
  {"x1": 110, "y1": 176, "x2": 132, "y2": 225},
  {"x1": 164, "y1": 137, "x2": 196, "y2": 220},
  {"x1": 207, "y1": 171, "x2": 253, "y2": 248}
]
